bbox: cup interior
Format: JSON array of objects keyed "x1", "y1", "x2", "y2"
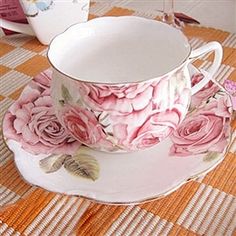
[{"x1": 48, "y1": 16, "x2": 191, "y2": 83}]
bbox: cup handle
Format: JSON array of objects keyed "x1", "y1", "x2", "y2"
[
  {"x1": 0, "y1": 18, "x2": 35, "y2": 36},
  {"x1": 189, "y1": 41, "x2": 223, "y2": 95}
]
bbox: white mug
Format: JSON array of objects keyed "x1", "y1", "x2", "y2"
[{"x1": 0, "y1": 0, "x2": 90, "y2": 45}]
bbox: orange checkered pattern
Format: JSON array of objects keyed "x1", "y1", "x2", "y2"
[{"x1": 0, "y1": 2, "x2": 236, "y2": 236}]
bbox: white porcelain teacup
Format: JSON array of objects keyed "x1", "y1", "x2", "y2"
[
  {"x1": 48, "y1": 16, "x2": 223, "y2": 152},
  {"x1": 0, "y1": 0, "x2": 90, "y2": 45}
]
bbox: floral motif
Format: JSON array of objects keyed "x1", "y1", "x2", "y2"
[
  {"x1": 78, "y1": 82, "x2": 154, "y2": 114},
  {"x1": 60, "y1": 105, "x2": 114, "y2": 151},
  {"x1": 3, "y1": 72, "x2": 80, "y2": 155},
  {"x1": 23, "y1": 0, "x2": 79, "y2": 17},
  {"x1": 113, "y1": 109, "x2": 181, "y2": 150},
  {"x1": 224, "y1": 79, "x2": 236, "y2": 110},
  {"x1": 190, "y1": 73, "x2": 220, "y2": 108},
  {"x1": 34, "y1": 69, "x2": 52, "y2": 91},
  {"x1": 23, "y1": 0, "x2": 54, "y2": 17},
  {"x1": 170, "y1": 92, "x2": 231, "y2": 156},
  {"x1": 65, "y1": 71, "x2": 190, "y2": 151},
  {"x1": 224, "y1": 79, "x2": 236, "y2": 96},
  {"x1": 39, "y1": 146, "x2": 100, "y2": 181}
]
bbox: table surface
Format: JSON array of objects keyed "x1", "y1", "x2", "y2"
[{"x1": 0, "y1": 2, "x2": 236, "y2": 236}]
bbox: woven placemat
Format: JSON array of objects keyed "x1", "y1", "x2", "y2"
[{"x1": 0, "y1": 2, "x2": 235, "y2": 236}]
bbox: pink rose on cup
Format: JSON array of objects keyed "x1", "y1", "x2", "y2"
[
  {"x1": 170, "y1": 94, "x2": 231, "y2": 156},
  {"x1": 191, "y1": 73, "x2": 219, "y2": 107},
  {"x1": 78, "y1": 81, "x2": 157, "y2": 114},
  {"x1": 132, "y1": 109, "x2": 181, "y2": 149},
  {"x1": 60, "y1": 105, "x2": 113, "y2": 150},
  {"x1": 56, "y1": 71, "x2": 190, "y2": 151},
  {"x1": 73, "y1": 74, "x2": 190, "y2": 151},
  {"x1": 79, "y1": 76, "x2": 187, "y2": 122},
  {"x1": 3, "y1": 82, "x2": 80, "y2": 155},
  {"x1": 113, "y1": 109, "x2": 181, "y2": 150}
]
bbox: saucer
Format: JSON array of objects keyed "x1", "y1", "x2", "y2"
[{"x1": 2, "y1": 65, "x2": 233, "y2": 204}]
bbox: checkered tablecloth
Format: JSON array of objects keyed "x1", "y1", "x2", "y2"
[{"x1": 0, "y1": 1, "x2": 236, "y2": 236}]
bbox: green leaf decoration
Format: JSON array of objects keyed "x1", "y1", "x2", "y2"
[
  {"x1": 39, "y1": 154, "x2": 67, "y2": 173},
  {"x1": 61, "y1": 84, "x2": 72, "y2": 103},
  {"x1": 203, "y1": 152, "x2": 220, "y2": 162},
  {"x1": 64, "y1": 152, "x2": 99, "y2": 181}
]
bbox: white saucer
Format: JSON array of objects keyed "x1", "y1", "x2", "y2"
[{"x1": 3, "y1": 66, "x2": 233, "y2": 204}]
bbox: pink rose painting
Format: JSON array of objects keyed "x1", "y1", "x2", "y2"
[
  {"x1": 60, "y1": 105, "x2": 114, "y2": 151},
  {"x1": 223, "y1": 79, "x2": 236, "y2": 110},
  {"x1": 78, "y1": 75, "x2": 189, "y2": 116},
  {"x1": 170, "y1": 92, "x2": 232, "y2": 156},
  {"x1": 3, "y1": 68, "x2": 233, "y2": 157},
  {"x1": 3, "y1": 72, "x2": 80, "y2": 155},
  {"x1": 34, "y1": 69, "x2": 52, "y2": 92},
  {"x1": 131, "y1": 110, "x2": 180, "y2": 149},
  {"x1": 78, "y1": 82, "x2": 154, "y2": 114},
  {"x1": 191, "y1": 73, "x2": 220, "y2": 107},
  {"x1": 113, "y1": 109, "x2": 181, "y2": 150},
  {"x1": 69, "y1": 74, "x2": 190, "y2": 151}
]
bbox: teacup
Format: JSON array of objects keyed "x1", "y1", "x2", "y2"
[
  {"x1": 48, "y1": 16, "x2": 222, "y2": 152},
  {"x1": 0, "y1": 0, "x2": 90, "y2": 45}
]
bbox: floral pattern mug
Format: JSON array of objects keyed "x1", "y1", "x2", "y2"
[{"x1": 48, "y1": 16, "x2": 223, "y2": 152}]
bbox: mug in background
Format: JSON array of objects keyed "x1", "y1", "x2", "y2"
[
  {"x1": 0, "y1": 0, "x2": 90, "y2": 45},
  {"x1": 48, "y1": 16, "x2": 223, "y2": 153}
]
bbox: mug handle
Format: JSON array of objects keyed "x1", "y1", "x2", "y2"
[
  {"x1": 189, "y1": 41, "x2": 223, "y2": 95},
  {"x1": 0, "y1": 19, "x2": 35, "y2": 36}
]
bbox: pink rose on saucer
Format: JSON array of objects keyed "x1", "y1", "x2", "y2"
[
  {"x1": 224, "y1": 79, "x2": 236, "y2": 110},
  {"x1": 191, "y1": 73, "x2": 220, "y2": 107},
  {"x1": 61, "y1": 105, "x2": 113, "y2": 149},
  {"x1": 34, "y1": 69, "x2": 52, "y2": 89},
  {"x1": 170, "y1": 94, "x2": 231, "y2": 156},
  {"x1": 33, "y1": 69, "x2": 52, "y2": 96},
  {"x1": 3, "y1": 81, "x2": 80, "y2": 155}
]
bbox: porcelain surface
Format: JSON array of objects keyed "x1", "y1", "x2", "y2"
[
  {"x1": 0, "y1": 0, "x2": 90, "y2": 45},
  {"x1": 48, "y1": 16, "x2": 223, "y2": 152},
  {"x1": 3, "y1": 65, "x2": 233, "y2": 204}
]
